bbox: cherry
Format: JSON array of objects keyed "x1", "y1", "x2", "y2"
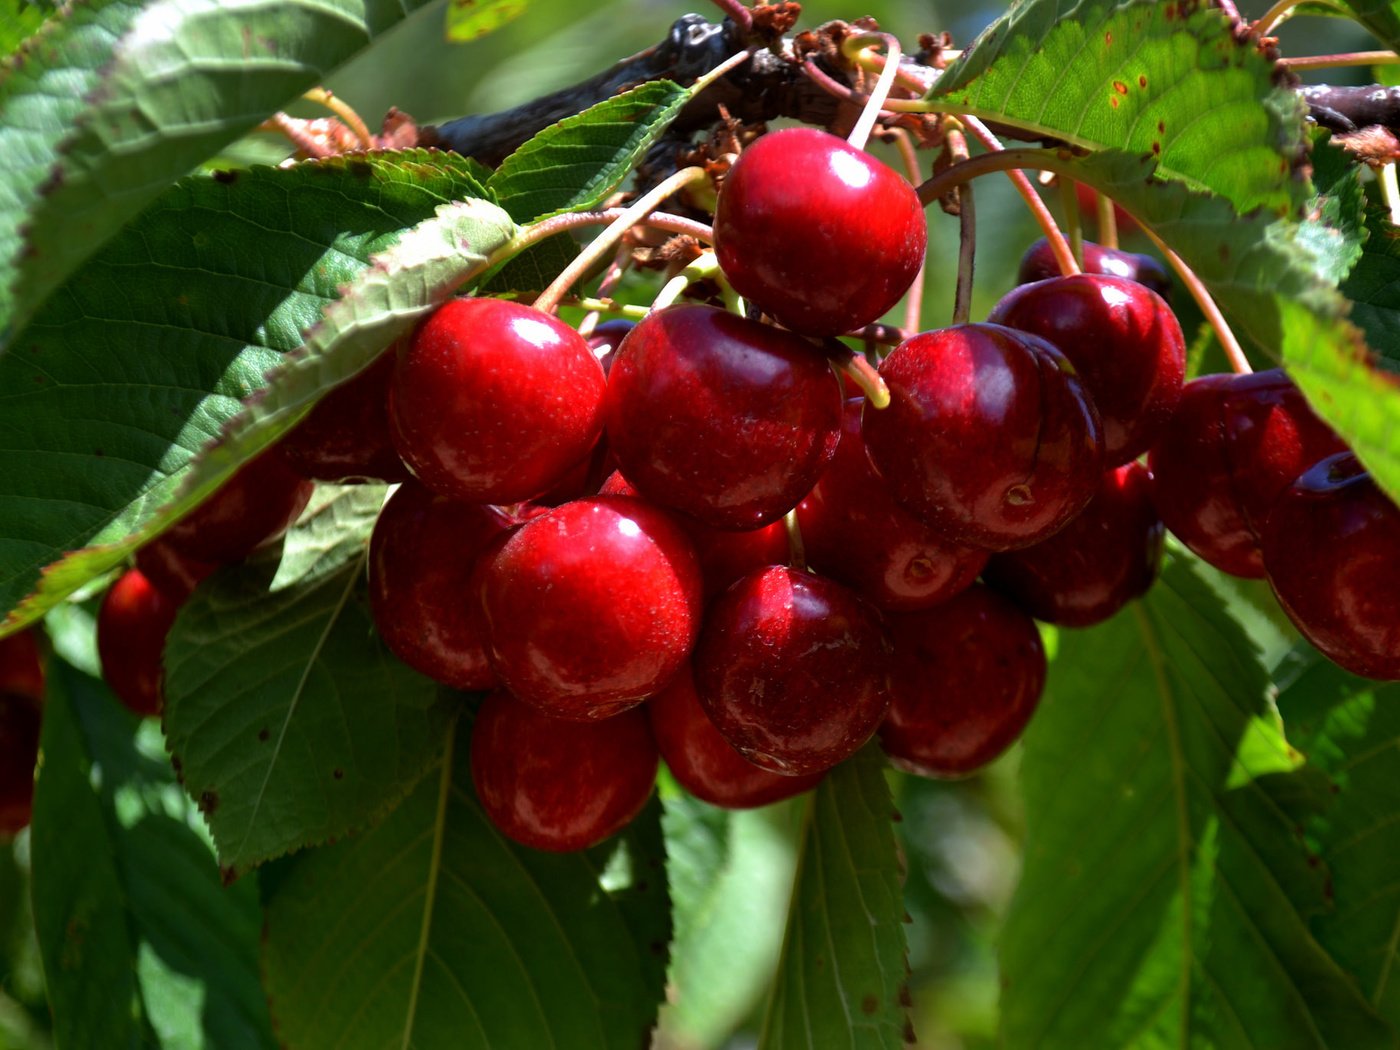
[
  {"x1": 281, "y1": 349, "x2": 411, "y2": 483},
  {"x1": 1016, "y1": 238, "x2": 1172, "y2": 301},
  {"x1": 0, "y1": 692, "x2": 40, "y2": 835},
  {"x1": 881, "y1": 585, "x2": 1046, "y2": 778},
  {"x1": 1074, "y1": 182, "x2": 1140, "y2": 237},
  {"x1": 984, "y1": 461, "x2": 1163, "y2": 626},
  {"x1": 135, "y1": 538, "x2": 218, "y2": 601},
  {"x1": 0, "y1": 629, "x2": 44, "y2": 703},
  {"x1": 160, "y1": 445, "x2": 313, "y2": 565},
  {"x1": 649, "y1": 663, "x2": 823, "y2": 809},
  {"x1": 692, "y1": 565, "x2": 890, "y2": 776},
  {"x1": 797, "y1": 398, "x2": 988, "y2": 610},
  {"x1": 988, "y1": 273, "x2": 1185, "y2": 465},
  {"x1": 389, "y1": 297, "x2": 607, "y2": 504},
  {"x1": 481, "y1": 495, "x2": 704, "y2": 720},
  {"x1": 97, "y1": 568, "x2": 181, "y2": 717},
  {"x1": 368, "y1": 482, "x2": 518, "y2": 691},
  {"x1": 1148, "y1": 369, "x2": 1347, "y2": 578},
  {"x1": 1261, "y1": 452, "x2": 1400, "y2": 680},
  {"x1": 604, "y1": 305, "x2": 842, "y2": 530},
  {"x1": 471, "y1": 690, "x2": 658, "y2": 852},
  {"x1": 862, "y1": 323, "x2": 1103, "y2": 550},
  {"x1": 585, "y1": 318, "x2": 635, "y2": 374}
]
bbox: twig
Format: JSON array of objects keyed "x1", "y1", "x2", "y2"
[
  {"x1": 1137, "y1": 226, "x2": 1252, "y2": 375},
  {"x1": 1282, "y1": 50, "x2": 1400, "y2": 71},
  {"x1": 881, "y1": 127, "x2": 926, "y2": 333},
  {"x1": 842, "y1": 33, "x2": 904, "y2": 150},
  {"x1": 303, "y1": 87, "x2": 374, "y2": 151},
  {"x1": 946, "y1": 127, "x2": 975, "y2": 326}
]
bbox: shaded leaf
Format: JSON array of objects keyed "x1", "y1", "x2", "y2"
[
  {"x1": 1301, "y1": 130, "x2": 1368, "y2": 286},
  {"x1": 1338, "y1": 198, "x2": 1400, "y2": 371},
  {"x1": 444, "y1": 0, "x2": 529, "y2": 42},
  {"x1": 1333, "y1": 0, "x2": 1400, "y2": 52}
]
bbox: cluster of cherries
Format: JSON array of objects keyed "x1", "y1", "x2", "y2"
[{"x1": 0, "y1": 124, "x2": 1389, "y2": 850}]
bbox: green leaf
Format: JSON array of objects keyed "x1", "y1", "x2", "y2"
[
  {"x1": 444, "y1": 0, "x2": 529, "y2": 42},
  {"x1": 0, "y1": 151, "x2": 496, "y2": 634},
  {"x1": 758, "y1": 747, "x2": 911, "y2": 1050},
  {"x1": 0, "y1": 1, "x2": 51, "y2": 57},
  {"x1": 930, "y1": 0, "x2": 1308, "y2": 216},
  {"x1": 1338, "y1": 197, "x2": 1400, "y2": 371},
  {"x1": 0, "y1": 0, "x2": 440, "y2": 343},
  {"x1": 262, "y1": 717, "x2": 671, "y2": 1049},
  {"x1": 162, "y1": 486, "x2": 458, "y2": 877},
  {"x1": 1277, "y1": 650, "x2": 1400, "y2": 1031},
  {"x1": 486, "y1": 80, "x2": 690, "y2": 222},
  {"x1": 477, "y1": 232, "x2": 580, "y2": 297},
  {"x1": 1332, "y1": 0, "x2": 1400, "y2": 52},
  {"x1": 1000, "y1": 554, "x2": 1392, "y2": 1049},
  {"x1": 31, "y1": 659, "x2": 274, "y2": 1049},
  {"x1": 1301, "y1": 131, "x2": 1368, "y2": 287}
]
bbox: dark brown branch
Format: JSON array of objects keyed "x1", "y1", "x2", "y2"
[{"x1": 1300, "y1": 85, "x2": 1400, "y2": 134}]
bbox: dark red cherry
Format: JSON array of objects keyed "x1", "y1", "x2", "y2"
[
  {"x1": 714, "y1": 127, "x2": 926, "y2": 337},
  {"x1": 862, "y1": 323, "x2": 1103, "y2": 550},
  {"x1": 368, "y1": 482, "x2": 517, "y2": 691},
  {"x1": 586, "y1": 318, "x2": 635, "y2": 374},
  {"x1": 881, "y1": 585, "x2": 1046, "y2": 778},
  {"x1": 604, "y1": 305, "x2": 842, "y2": 530},
  {"x1": 0, "y1": 692, "x2": 40, "y2": 835},
  {"x1": 471, "y1": 690, "x2": 658, "y2": 852},
  {"x1": 1261, "y1": 452, "x2": 1400, "y2": 680},
  {"x1": 1148, "y1": 370, "x2": 1346, "y2": 578},
  {"x1": 989, "y1": 274, "x2": 1185, "y2": 464},
  {"x1": 693, "y1": 566, "x2": 890, "y2": 776},
  {"x1": 649, "y1": 663, "x2": 824, "y2": 808},
  {"x1": 1016, "y1": 238, "x2": 1172, "y2": 301},
  {"x1": 135, "y1": 538, "x2": 218, "y2": 600},
  {"x1": 984, "y1": 462, "x2": 1163, "y2": 626},
  {"x1": 0, "y1": 629, "x2": 44, "y2": 703},
  {"x1": 481, "y1": 496, "x2": 704, "y2": 720},
  {"x1": 281, "y1": 349, "x2": 411, "y2": 483},
  {"x1": 797, "y1": 398, "x2": 988, "y2": 610},
  {"x1": 160, "y1": 445, "x2": 313, "y2": 565},
  {"x1": 389, "y1": 298, "x2": 606, "y2": 504},
  {"x1": 97, "y1": 569, "x2": 181, "y2": 717}
]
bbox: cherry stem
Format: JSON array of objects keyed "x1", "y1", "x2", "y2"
[
  {"x1": 841, "y1": 33, "x2": 904, "y2": 151},
  {"x1": 706, "y1": 0, "x2": 753, "y2": 33},
  {"x1": 259, "y1": 113, "x2": 336, "y2": 158},
  {"x1": 945, "y1": 125, "x2": 976, "y2": 326},
  {"x1": 648, "y1": 251, "x2": 724, "y2": 313},
  {"x1": 1380, "y1": 162, "x2": 1400, "y2": 226},
  {"x1": 578, "y1": 243, "x2": 631, "y2": 338},
  {"x1": 1058, "y1": 176, "x2": 1085, "y2": 272},
  {"x1": 1096, "y1": 187, "x2": 1119, "y2": 250},
  {"x1": 1136, "y1": 225, "x2": 1253, "y2": 375},
  {"x1": 802, "y1": 59, "x2": 901, "y2": 121},
  {"x1": 880, "y1": 126, "x2": 926, "y2": 333},
  {"x1": 784, "y1": 508, "x2": 808, "y2": 573},
  {"x1": 531, "y1": 167, "x2": 708, "y2": 314},
  {"x1": 688, "y1": 47, "x2": 754, "y2": 96},
  {"x1": 1282, "y1": 50, "x2": 1400, "y2": 70},
  {"x1": 824, "y1": 340, "x2": 890, "y2": 408},
  {"x1": 302, "y1": 87, "x2": 375, "y2": 150},
  {"x1": 1252, "y1": 0, "x2": 1307, "y2": 35}
]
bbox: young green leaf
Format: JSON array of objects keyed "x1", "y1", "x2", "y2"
[
  {"x1": 262, "y1": 717, "x2": 671, "y2": 1049},
  {"x1": 445, "y1": 0, "x2": 530, "y2": 42},
  {"x1": 31, "y1": 659, "x2": 274, "y2": 1049},
  {"x1": 1000, "y1": 553, "x2": 1392, "y2": 1049},
  {"x1": 1301, "y1": 130, "x2": 1369, "y2": 286},
  {"x1": 162, "y1": 486, "x2": 459, "y2": 877},
  {"x1": 758, "y1": 747, "x2": 911, "y2": 1050},
  {"x1": 1331, "y1": 0, "x2": 1400, "y2": 53},
  {"x1": 1338, "y1": 198, "x2": 1400, "y2": 370}
]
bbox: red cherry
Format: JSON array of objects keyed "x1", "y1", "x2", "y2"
[
  {"x1": 0, "y1": 629, "x2": 44, "y2": 703},
  {"x1": 471, "y1": 690, "x2": 658, "y2": 852},
  {"x1": 693, "y1": 566, "x2": 890, "y2": 776},
  {"x1": 1148, "y1": 370, "x2": 1347, "y2": 578},
  {"x1": 585, "y1": 318, "x2": 635, "y2": 375},
  {"x1": 714, "y1": 127, "x2": 926, "y2": 337},
  {"x1": 604, "y1": 305, "x2": 842, "y2": 530},
  {"x1": 1074, "y1": 182, "x2": 1140, "y2": 237},
  {"x1": 97, "y1": 568, "x2": 181, "y2": 717},
  {"x1": 389, "y1": 298, "x2": 606, "y2": 504},
  {"x1": 481, "y1": 496, "x2": 704, "y2": 720},
  {"x1": 881, "y1": 585, "x2": 1046, "y2": 778},
  {"x1": 135, "y1": 539, "x2": 218, "y2": 601},
  {"x1": 984, "y1": 462, "x2": 1164, "y2": 626},
  {"x1": 1261, "y1": 452, "x2": 1400, "y2": 680},
  {"x1": 797, "y1": 398, "x2": 988, "y2": 610},
  {"x1": 368, "y1": 482, "x2": 517, "y2": 691},
  {"x1": 160, "y1": 445, "x2": 313, "y2": 565},
  {"x1": 1016, "y1": 238, "x2": 1171, "y2": 301},
  {"x1": 0, "y1": 692, "x2": 40, "y2": 835},
  {"x1": 649, "y1": 663, "x2": 824, "y2": 808},
  {"x1": 862, "y1": 323, "x2": 1104, "y2": 550},
  {"x1": 281, "y1": 349, "x2": 411, "y2": 483}
]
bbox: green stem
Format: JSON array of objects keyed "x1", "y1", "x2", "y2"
[
  {"x1": 825, "y1": 341, "x2": 890, "y2": 408},
  {"x1": 1381, "y1": 162, "x2": 1400, "y2": 227},
  {"x1": 1281, "y1": 50, "x2": 1400, "y2": 70},
  {"x1": 302, "y1": 87, "x2": 374, "y2": 150},
  {"x1": 1096, "y1": 187, "x2": 1119, "y2": 251},
  {"x1": 1058, "y1": 175, "x2": 1085, "y2": 273},
  {"x1": 842, "y1": 33, "x2": 904, "y2": 151}
]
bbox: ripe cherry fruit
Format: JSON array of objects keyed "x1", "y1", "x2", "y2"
[
  {"x1": 0, "y1": 691, "x2": 40, "y2": 835},
  {"x1": 0, "y1": 629, "x2": 45, "y2": 703},
  {"x1": 97, "y1": 568, "x2": 182, "y2": 717},
  {"x1": 1016, "y1": 237, "x2": 1172, "y2": 301},
  {"x1": 281, "y1": 349, "x2": 410, "y2": 484}
]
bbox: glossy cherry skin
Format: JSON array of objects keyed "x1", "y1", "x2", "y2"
[
  {"x1": 481, "y1": 496, "x2": 704, "y2": 720},
  {"x1": 368, "y1": 482, "x2": 517, "y2": 691},
  {"x1": 0, "y1": 692, "x2": 41, "y2": 835},
  {"x1": 693, "y1": 566, "x2": 891, "y2": 776},
  {"x1": 1016, "y1": 238, "x2": 1172, "y2": 301},
  {"x1": 714, "y1": 127, "x2": 926, "y2": 337},
  {"x1": 281, "y1": 349, "x2": 411, "y2": 483},
  {"x1": 389, "y1": 298, "x2": 607, "y2": 504},
  {"x1": 600, "y1": 471, "x2": 788, "y2": 598},
  {"x1": 586, "y1": 318, "x2": 635, "y2": 375},
  {"x1": 862, "y1": 323, "x2": 1104, "y2": 551},
  {"x1": 605, "y1": 305, "x2": 843, "y2": 530},
  {"x1": 471, "y1": 690, "x2": 658, "y2": 852},
  {"x1": 97, "y1": 568, "x2": 182, "y2": 717},
  {"x1": 1148, "y1": 370, "x2": 1347, "y2": 578},
  {"x1": 1261, "y1": 453, "x2": 1400, "y2": 680},
  {"x1": 797, "y1": 398, "x2": 988, "y2": 610},
  {"x1": 881, "y1": 585, "x2": 1047, "y2": 778},
  {"x1": 984, "y1": 462, "x2": 1163, "y2": 626},
  {"x1": 0, "y1": 629, "x2": 44, "y2": 703},
  {"x1": 649, "y1": 663, "x2": 824, "y2": 808},
  {"x1": 160, "y1": 445, "x2": 313, "y2": 565},
  {"x1": 135, "y1": 538, "x2": 218, "y2": 601},
  {"x1": 989, "y1": 274, "x2": 1185, "y2": 464}
]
